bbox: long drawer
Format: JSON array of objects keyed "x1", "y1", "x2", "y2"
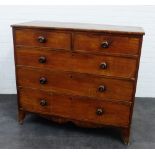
[
  {"x1": 19, "y1": 87, "x2": 130, "y2": 127},
  {"x1": 16, "y1": 67, "x2": 134, "y2": 102},
  {"x1": 74, "y1": 32, "x2": 140, "y2": 55},
  {"x1": 15, "y1": 47, "x2": 137, "y2": 79},
  {"x1": 14, "y1": 28, "x2": 71, "y2": 50}
]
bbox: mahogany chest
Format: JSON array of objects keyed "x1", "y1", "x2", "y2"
[{"x1": 11, "y1": 21, "x2": 145, "y2": 144}]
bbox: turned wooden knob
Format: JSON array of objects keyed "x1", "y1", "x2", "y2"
[
  {"x1": 39, "y1": 56, "x2": 46, "y2": 63},
  {"x1": 38, "y1": 36, "x2": 46, "y2": 43},
  {"x1": 39, "y1": 77, "x2": 47, "y2": 84},
  {"x1": 98, "y1": 85, "x2": 106, "y2": 92},
  {"x1": 101, "y1": 41, "x2": 109, "y2": 48},
  {"x1": 96, "y1": 108, "x2": 104, "y2": 115},
  {"x1": 40, "y1": 99, "x2": 47, "y2": 106},
  {"x1": 100, "y1": 62, "x2": 107, "y2": 69}
]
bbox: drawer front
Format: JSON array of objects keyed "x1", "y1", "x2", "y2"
[
  {"x1": 16, "y1": 47, "x2": 137, "y2": 79},
  {"x1": 19, "y1": 87, "x2": 130, "y2": 127},
  {"x1": 74, "y1": 33, "x2": 140, "y2": 55},
  {"x1": 15, "y1": 28, "x2": 71, "y2": 50},
  {"x1": 17, "y1": 67, "x2": 134, "y2": 101},
  {"x1": 19, "y1": 87, "x2": 52, "y2": 113}
]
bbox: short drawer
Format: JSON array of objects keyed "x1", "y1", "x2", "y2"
[
  {"x1": 74, "y1": 32, "x2": 140, "y2": 55},
  {"x1": 19, "y1": 87, "x2": 130, "y2": 127},
  {"x1": 16, "y1": 47, "x2": 137, "y2": 79},
  {"x1": 17, "y1": 67, "x2": 134, "y2": 102},
  {"x1": 14, "y1": 28, "x2": 71, "y2": 50}
]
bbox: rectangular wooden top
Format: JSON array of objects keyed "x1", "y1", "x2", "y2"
[{"x1": 11, "y1": 21, "x2": 145, "y2": 35}]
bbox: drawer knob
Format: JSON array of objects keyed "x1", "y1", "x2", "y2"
[
  {"x1": 100, "y1": 62, "x2": 107, "y2": 69},
  {"x1": 101, "y1": 41, "x2": 109, "y2": 48},
  {"x1": 39, "y1": 56, "x2": 46, "y2": 63},
  {"x1": 40, "y1": 99, "x2": 47, "y2": 106},
  {"x1": 39, "y1": 77, "x2": 47, "y2": 84},
  {"x1": 96, "y1": 108, "x2": 104, "y2": 115},
  {"x1": 38, "y1": 36, "x2": 46, "y2": 43},
  {"x1": 98, "y1": 85, "x2": 105, "y2": 92}
]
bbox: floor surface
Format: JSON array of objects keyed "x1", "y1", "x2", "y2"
[{"x1": 0, "y1": 95, "x2": 154, "y2": 149}]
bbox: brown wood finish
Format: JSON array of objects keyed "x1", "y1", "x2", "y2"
[
  {"x1": 74, "y1": 32, "x2": 140, "y2": 55},
  {"x1": 121, "y1": 127, "x2": 131, "y2": 145},
  {"x1": 12, "y1": 21, "x2": 145, "y2": 144},
  {"x1": 19, "y1": 87, "x2": 130, "y2": 127},
  {"x1": 16, "y1": 66, "x2": 134, "y2": 102},
  {"x1": 11, "y1": 21, "x2": 145, "y2": 35},
  {"x1": 15, "y1": 28, "x2": 71, "y2": 50},
  {"x1": 16, "y1": 47, "x2": 137, "y2": 79},
  {"x1": 18, "y1": 110, "x2": 26, "y2": 124},
  {"x1": 19, "y1": 87, "x2": 53, "y2": 114}
]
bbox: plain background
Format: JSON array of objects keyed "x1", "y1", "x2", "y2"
[{"x1": 0, "y1": 5, "x2": 154, "y2": 97}]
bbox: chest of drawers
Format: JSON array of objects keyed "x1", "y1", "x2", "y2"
[{"x1": 11, "y1": 21, "x2": 144, "y2": 144}]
